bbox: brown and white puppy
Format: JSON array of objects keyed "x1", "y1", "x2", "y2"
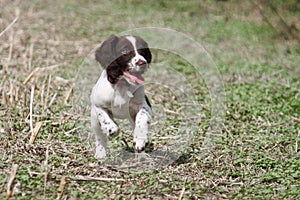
[{"x1": 91, "y1": 35, "x2": 152, "y2": 159}]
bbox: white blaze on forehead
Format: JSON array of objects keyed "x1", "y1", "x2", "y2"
[
  {"x1": 123, "y1": 36, "x2": 147, "y2": 85},
  {"x1": 125, "y1": 36, "x2": 137, "y2": 53},
  {"x1": 125, "y1": 36, "x2": 146, "y2": 63}
]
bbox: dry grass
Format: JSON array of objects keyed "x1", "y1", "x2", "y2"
[{"x1": 1, "y1": 0, "x2": 299, "y2": 199}]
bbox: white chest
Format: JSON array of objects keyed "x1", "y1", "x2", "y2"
[{"x1": 91, "y1": 71, "x2": 142, "y2": 119}]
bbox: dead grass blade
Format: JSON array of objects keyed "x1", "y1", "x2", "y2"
[
  {"x1": 64, "y1": 86, "x2": 73, "y2": 103},
  {"x1": 178, "y1": 177, "x2": 187, "y2": 200},
  {"x1": 6, "y1": 164, "x2": 19, "y2": 199},
  {"x1": 57, "y1": 176, "x2": 67, "y2": 200},
  {"x1": 72, "y1": 175, "x2": 126, "y2": 182},
  {"x1": 178, "y1": 186, "x2": 185, "y2": 200},
  {"x1": 43, "y1": 145, "x2": 50, "y2": 198},
  {"x1": 0, "y1": 8, "x2": 19, "y2": 37},
  {"x1": 29, "y1": 122, "x2": 43, "y2": 144},
  {"x1": 29, "y1": 85, "x2": 35, "y2": 134},
  {"x1": 44, "y1": 75, "x2": 52, "y2": 110},
  {"x1": 23, "y1": 68, "x2": 40, "y2": 85},
  {"x1": 23, "y1": 64, "x2": 61, "y2": 85}
]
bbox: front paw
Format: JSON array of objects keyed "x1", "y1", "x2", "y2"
[
  {"x1": 102, "y1": 123, "x2": 120, "y2": 137},
  {"x1": 95, "y1": 146, "x2": 106, "y2": 159},
  {"x1": 133, "y1": 139, "x2": 149, "y2": 153}
]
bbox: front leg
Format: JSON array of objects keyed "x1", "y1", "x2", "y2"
[
  {"x1": 133, "y1": 106, "x2": 152, "y2": 153},
  {"x1": 91, "y1": 105, "x2": 120, "y2": 159}
]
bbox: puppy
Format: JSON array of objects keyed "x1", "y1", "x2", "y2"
[{"x1": 91, "y1": 35, "x2": 152, "y2": 159}]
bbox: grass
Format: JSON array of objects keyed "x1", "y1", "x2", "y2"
[{"x1": 1, "y1": 0, "x2": 300, "y2": 199}]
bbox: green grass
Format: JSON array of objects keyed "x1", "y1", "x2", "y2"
[{"x1": 1, "y1": 0, "x2": 299, "y2": 199}]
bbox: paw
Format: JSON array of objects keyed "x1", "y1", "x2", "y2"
[
  {"x1": 95, "y1": 146, "x2": 106, "y2": 159},
  {"x1": 102, "y1": 122, "x2": 120, "y2": 137},
  {"x1": 133, "y1": 138, "x2": 149, "y2": 153}
]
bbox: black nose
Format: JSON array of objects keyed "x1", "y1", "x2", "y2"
[{"x1": 136, "y1": 59, "x2": 146, "y2": 66}]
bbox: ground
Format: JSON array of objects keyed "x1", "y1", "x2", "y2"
[{"x1": 0, "y1": 0, "x2": 299, "y2": 199}]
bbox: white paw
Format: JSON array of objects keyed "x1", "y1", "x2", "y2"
[
  {"x1": 133, "y1": 138, "x2": 149, "y2": 153},
  {"x1": 95, "y1": 146, "x2": 107, "y2": 159},
  {"x1": 102, "y1": 123, "x2": 119, "y2": 137}
]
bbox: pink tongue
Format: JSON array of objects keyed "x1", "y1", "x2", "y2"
[{"x1": 123, "y1": 71, "x2": 144, "y2": 84}]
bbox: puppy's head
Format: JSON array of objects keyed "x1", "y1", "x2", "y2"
[{"x1": 95, "y1": 35, "x2": 152, "y2": 85}]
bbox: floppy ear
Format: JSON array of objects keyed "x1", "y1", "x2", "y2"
[
  {"x1": 143, "y1": 45, "x2": 152, "y2": 64},
  {"x1": 95, "y1": 35, "x2": 119, "y2": 68}
]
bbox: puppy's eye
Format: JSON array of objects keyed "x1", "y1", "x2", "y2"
[{"x1": 121, "y1": 48, "x2": 129, "y2": 55}]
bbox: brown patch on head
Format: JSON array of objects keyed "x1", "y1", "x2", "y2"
[
  {"x1": 95, "y1": 35, "x2": 152, "y2": 84},
  {"x1": 114, "y1": 36, "x2": 136, "y2": 67},
  {"x1": 95, "y1": 35, "x2": 119, "y2": 68},
  {"x1": 95, "y1": 35, "x2": 126, "y2": 83}
]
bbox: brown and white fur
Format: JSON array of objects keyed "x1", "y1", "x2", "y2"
[{"x1": 91, "y1": 35, "x2": 152, "y2": 159}]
